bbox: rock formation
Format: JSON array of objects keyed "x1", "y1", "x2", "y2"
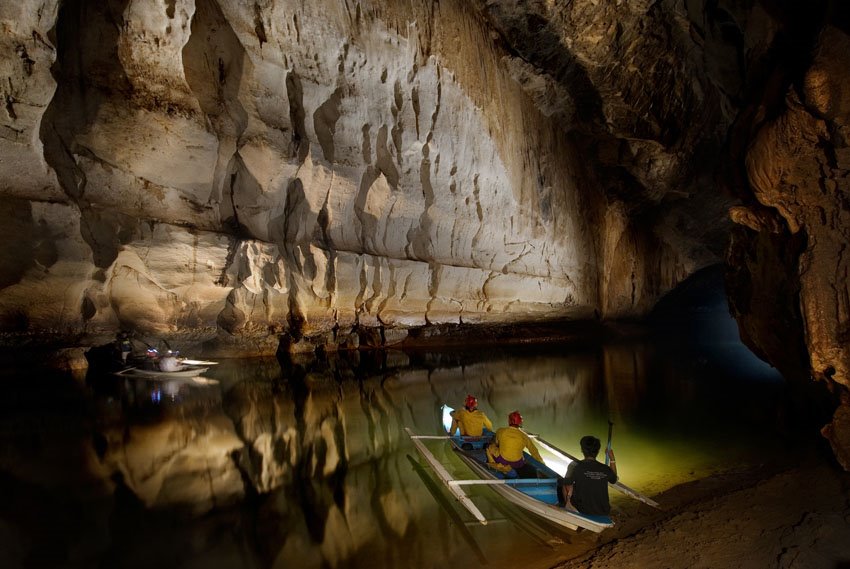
[
  {"x1": 0, "y1": 0, "x2": 731, "y2": 357},
  {"x1": 2, "y1": 2, "x2": 850, "y2": 462},
  {"x1": 721, "y1": 8, "x2": 850, "y2": 469}
]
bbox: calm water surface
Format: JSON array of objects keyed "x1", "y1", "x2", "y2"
[{"x1": 1, "y1": 337, "x2": 800, "y2": 569}]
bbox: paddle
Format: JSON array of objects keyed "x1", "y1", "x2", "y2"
[
  {"x1": 605, "y1": 419, "x2": 613, "y2": 466},
  {"x1": 442, "y1": 404, "x2": 456, "y2": 435},
  {"x1": 528, "y1": 432, "x2": 660, "y2": 508}
]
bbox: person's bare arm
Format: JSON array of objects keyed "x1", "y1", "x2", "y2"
[
  {"x1": 607, "y1": 448, "x2": 618, "y2": 477},
  {"x1": 564, "y1": 483, "x2": 573, "y2": 503},
  {"x1": 529, "y1": 440, "x2": 543, "y2": 462},
  {"x1": 561, "y1": 461, "x2": 577, "y2": 507}
]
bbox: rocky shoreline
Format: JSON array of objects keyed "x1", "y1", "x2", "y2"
[{"x1": 549, "y1": 448, "x2": 850, "y2": 569}]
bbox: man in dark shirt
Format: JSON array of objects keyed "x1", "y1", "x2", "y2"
[{"x1": 557, "y1": 435, "x2": 618, "y2": 516}]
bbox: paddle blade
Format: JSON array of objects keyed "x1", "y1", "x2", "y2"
[{"x1": 442, "y1": 405, "x2": 456, "y2": 435}]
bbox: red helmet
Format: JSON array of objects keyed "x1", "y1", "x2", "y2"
[
  {"x1": 508, "y1": 411, "x2": 523, "y2": 427},
  {"x1": 464, "y1": 395, "x2": 478, "y2": 410}
]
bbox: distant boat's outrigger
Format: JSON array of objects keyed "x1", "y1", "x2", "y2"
[
  {"x1": 114, "y1": 351, "x2": 219, "y2": 380},
  {"x1": 115, "y1": 365, "x2": 210, "y2": 379},
  {"x1": 406, "y1": 405, "x2": 658, "y2": 532}
]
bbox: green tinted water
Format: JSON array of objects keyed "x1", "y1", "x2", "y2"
[{"x1": 0, "y1": 339, "x2": 801, "y2": 569}]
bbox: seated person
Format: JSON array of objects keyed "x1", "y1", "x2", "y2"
[
  {"x1": 115, "y1": 331, "x2": 133, "y2": 363},
  {"x1": 486, "y1": 411, "x2": 543, "y2": 471},
  {"x1": 158, "y1": 352, "x2": 181, "y2": 372},
  {"x1": 449, "y1": 395, "x2": 493, "y2": 437},
  {"x1": 558, "y1": 435, "x2": 618, "y2": 516}
]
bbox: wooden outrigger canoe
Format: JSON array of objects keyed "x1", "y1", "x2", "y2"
[
  {"x1": 528, "y1": 432, "x2": 660, "y2": 509},
  {"x1": 405, "y1": 405, "x2": 658, "y2": 532},
  {"x1": 114, "y1": 365, "x2": 210, "y2": 379},
  {"x1": 406, "y1": 427, "x2": 489, "y2": 525},
  {"x1": 114, "y1": 356, "x2": 217, "y2": 380}
]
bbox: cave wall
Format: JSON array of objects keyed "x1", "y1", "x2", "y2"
[
  {"x1": 726, "y1": 14, "x2": 850, "y2": 468},
  {"x1": 0, "y1": 0, "x2": 726, "y2": 356},
  {"x1": 4, "y1": 0, "x2": 849, "y2": 464},
  {"x1": 465, "y1": 0, "x2": 850, "y2": 468}
]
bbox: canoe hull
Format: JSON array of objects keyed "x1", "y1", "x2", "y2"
[
  {"x1": 115, "y1": 366, "x2": 209, "y2": 379},
  {"x1": 449, "y1": 436, "x2": 614, "y2": 532}
]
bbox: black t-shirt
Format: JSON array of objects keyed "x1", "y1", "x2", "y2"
[{"x1": 563, "y1": 459, "x2": 618, "y2": 516}]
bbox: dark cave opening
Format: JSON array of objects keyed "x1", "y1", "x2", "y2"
[{"x1": 650, "y1": 263, "x2": 782, "y2": 383}]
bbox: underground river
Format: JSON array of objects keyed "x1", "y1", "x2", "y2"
[{"x1": 1, "y1": 327, "x2": 814, "y2": 569}]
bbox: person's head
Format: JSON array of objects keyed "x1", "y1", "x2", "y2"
[
  {"x1": 464, "y1": 395, "x2": 478, "y2": 411},
  {"x1": 580, "y1": 435, "x2": 602, "y2": 458},
  {"x1": 508, "y1": 410, "x2": 523, "y2": 427}
]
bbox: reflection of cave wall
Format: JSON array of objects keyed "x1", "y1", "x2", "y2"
[
  {"x1": 60, "y1": 353, "x2": 613, "y2": 568},
  {"x1": 217, "y1": 354, "x2": 609, "y2": 567},
  {"x1": 221, "y1": 353, "x2": 598, "y2": 493},
  {"x1": 92, "y1": 378, "x2": 244, "y2": 514},
  {"x1": 9, "y1": 340, "x2": 794, "y2": 567}
]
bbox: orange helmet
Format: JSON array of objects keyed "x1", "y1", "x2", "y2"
[
  {"x1": 464, "y1": 395, "x2": 478, "y2": 410},
  {"x1": 508, "y1": 411, "x2": 523, "y2": 427}
]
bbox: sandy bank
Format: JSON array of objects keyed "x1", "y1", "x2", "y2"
[{"x1": 549, "y1": 451, "x2": 850, "y2": 569}]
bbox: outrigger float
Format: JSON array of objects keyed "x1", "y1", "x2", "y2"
[
  {"x1": 405, "y1": 405, "x2": 659, "y2": 532},
  {"x1": 115, "y1": 365, "x2": 211, "y2": 379},
  {"x1": 114, "y1": 359, "x2": 219, "y2": 380}
]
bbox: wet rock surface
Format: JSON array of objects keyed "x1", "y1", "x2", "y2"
[{"x1": 0, "y1": 0, "x2": 735, "y2": 357}]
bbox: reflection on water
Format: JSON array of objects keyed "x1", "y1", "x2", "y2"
[{"x1": 0, "y1": 339, "x2": 798, "y2": 569}]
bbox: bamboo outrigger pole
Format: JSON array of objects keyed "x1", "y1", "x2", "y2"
[{"x1": 405, "y1": 427, "x2": 489, "y2": 525}]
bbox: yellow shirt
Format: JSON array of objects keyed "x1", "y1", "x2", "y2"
[
  {"x1": 493, "y1": 426, "x2": 543, "y2": 462},
  {"x1": 450, "y1": 409, "x2": 493, "y2": 436}
]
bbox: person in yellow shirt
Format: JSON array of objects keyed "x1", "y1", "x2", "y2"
[
  {"x1": 449, "y1": 395, "x2": 493, "y2": 437},
  {"x1": 486, "y1": 411, "x2": 543, "y2": 470}
]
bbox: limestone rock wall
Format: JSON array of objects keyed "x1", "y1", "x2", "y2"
[
  {"x1": 0, "y1": 0, "x2": 731, "y2": 356},
  {"x1": 456, "y1": 0, "x2": 850, "y2": 466},
  {"x1": 472, "y1": 0, "x2": 741, "y2": 316},
  {"x1": 720, "y1": 5, "x2": 850, "y2": 468},
  {"x1": 5, "y1": 0, "x2": 847, "y2": 465}
]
